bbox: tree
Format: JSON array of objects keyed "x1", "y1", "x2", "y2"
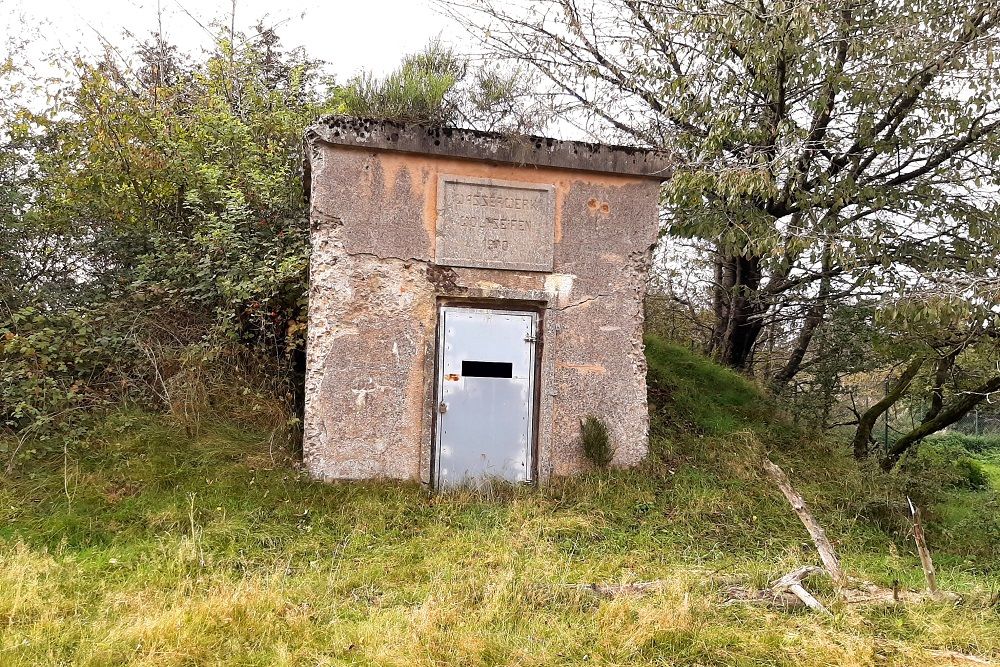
[
  {"x1": 0, "y1": 33, "x2": 82, "y2": 312},
  {"x1": 2, "y1": 22, "x2": 339, "y2": 447},
  {"x1": 2, "y1": 18, "x2": 537, "y2": 451},
  {"x1": 839, "y1": 286, "x2": 1000, "y2": 467},
  {"x1": 884, "y1": 374, "x2": 1000, "y2": 469},
  {"x1": 342, "y1": 40, "x2": 548, "y2": 133},
  {"x1": 447, "y1": 0, "x2": 1000, "y2": 371},
  {"x1": 851, "y1": 355, "x2": 926, "y2": 460}
]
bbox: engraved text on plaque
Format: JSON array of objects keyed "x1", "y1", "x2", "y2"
[{"x1": 436, "y1": 176, "x2": 555, "y2": 272}]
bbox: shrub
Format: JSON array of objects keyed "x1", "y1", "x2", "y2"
[
  {"x1": 897, "y1": 438, "x2": 990, "y2": 503},
  {"x1": 1, "y1": 306, "x2": 128, "y2": 457},
  {"x1": 929, "y1": 432, "x2": 1000, "y2": 457},
  {"x1": 954, "y1": 458, "x2": 990, "y2": 490},
  {"x1": 580, "y1": 415, "x2": 614, "y2": 469}
]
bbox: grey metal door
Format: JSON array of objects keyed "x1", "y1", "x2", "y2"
[{"x1": 435, "y1": 307, "x2": 537, "y2": 488}]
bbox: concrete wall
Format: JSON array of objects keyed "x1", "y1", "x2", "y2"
[{"x1": 304, "y1": 139, "x2": 662, "y2": 483}]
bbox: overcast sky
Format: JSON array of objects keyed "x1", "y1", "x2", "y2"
[{"x1": 3, "y1": 0, "x2": 461, "y2": 81}]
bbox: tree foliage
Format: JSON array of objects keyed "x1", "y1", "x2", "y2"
[
  {"x1": 2, "y1": 24, "x2": 336, "y2": 455},
  {"x1": 1, "y1": 16, "x2": 536, "y2": 460},
  {"x1": 451, "y1": 0, "x2": 1000, "y2": 358},
  {"x1": 343, "y1": 40, "x2": 548, "y2": 133},
  {"x1": 450, "y1": 0, "x2": 1000, "y2": 464}
]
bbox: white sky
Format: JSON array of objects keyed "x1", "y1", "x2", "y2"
[{"x1": 2, "y1": 0, "x2": 460, "y2": 81}]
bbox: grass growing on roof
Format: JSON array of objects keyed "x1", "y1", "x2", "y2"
[{"x1": 1, "y1": 337, "x2": 999, "y2": 665}]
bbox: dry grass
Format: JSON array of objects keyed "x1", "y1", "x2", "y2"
[
  {"x1": 0, "y1": 413, "x2": 997, "y2": 666},
  {"x1": 2, "y1": 340, "x2": 999, "y2": 665}
]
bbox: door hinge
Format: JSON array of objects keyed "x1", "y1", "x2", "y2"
[
  {"x1": 438, "y1": 401, "x2": 448, "y2": 414},
  {"x1": 524, "y1": 335, "x2": 537, "y2": 343}
]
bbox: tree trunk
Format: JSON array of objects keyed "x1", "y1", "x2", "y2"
[
  {"x1": 772, "y1": 303, "x2": 823, "y2": 392},
  {"x1": 772, "y1": 247, "x2": 832, "y2": 392},
  {"x1": 881, "y1": 374, "x2": 1000, "y2": 470},
  {"x1": 921, "y1": 349, "x2": 959, "y2": 424},
  {"x1": 709, "y1": 252, "x2": 766, "y2": 370},
  {"x1": 852, "y1": 356, "x2": 925, "y2": 459}
]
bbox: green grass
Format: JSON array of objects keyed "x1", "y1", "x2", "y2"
[
  {"x1": 645, "y1": 336, "x2": 776, "y2": 437},
  {"x1": 2, "y1": 338, "x2": 999, "y2": 665},
  {"x1": 982, "y1": 459, "x2": 1000, "y2": 488}
]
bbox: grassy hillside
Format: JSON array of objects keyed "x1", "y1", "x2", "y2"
[{"x1": 1, "y1": 337, "x2": 999, "y2": 666}]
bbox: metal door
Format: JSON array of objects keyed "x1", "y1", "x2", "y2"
[{"x1": 435, "y1": 307, "x2": 537, "y2": 488}]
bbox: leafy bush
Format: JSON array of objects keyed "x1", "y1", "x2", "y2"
[
  {"x1": 0, "y1": 304, "x2": 301, "y2": 467},
  {"x1": 2, "y1": 26, "x2": 329, "y2": 456},
  {"x1": 925, "y1": 432, "x2": 1000, "y2": 456},
  {"x1": 580, "y1": 415, "x2": 613, "y2": 468},
  {"x1": 897, "y1": 438, "x2": 990, "y2": 504},
  {"x1": 0, "y1": 306, "x2": 128, "y2": 461}
]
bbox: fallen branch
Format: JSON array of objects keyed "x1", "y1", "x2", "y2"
[
  {"x1": 926, "y1": 649, "x2": 994, "y2": 665},
  {"x1": 908, "y1": 496, "x2": 943, "y2": 601},
  {"x1": 724, "y1": 565, "x2": 832, "y2": 614},
  {"x1": 770, "y1": 566, "x2": 831, "y2": 615},
  {"x1": 759, "y1": 458, "x2": 962, "y2": 612},
  {"x1": 839, "y1": 581, "x2": 960, "y2": 605},
  {"x1": 574, "y1": 462, "x2": 963, "y2": 614},
  {"x1": 762, "y1": 458, "x2": 847, "y2": 589},
  {"x1": 722, "y1": 585, "x2": 805, "y2": 610}
]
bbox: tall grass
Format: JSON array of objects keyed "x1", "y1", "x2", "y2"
[{"x1": 1, "y1": 339, "x2": 998, "y2": 665}]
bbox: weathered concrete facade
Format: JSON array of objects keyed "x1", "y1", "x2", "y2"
[{"x1": 303, "y1": 117, "x2": 670, "y2": 484}]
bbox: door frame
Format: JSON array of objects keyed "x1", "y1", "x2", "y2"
[{"x1": 431, "y1": 301, "x2": 543, "y2": 488}]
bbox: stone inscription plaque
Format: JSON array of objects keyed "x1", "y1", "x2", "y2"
[{"x1": 436, "y1": 175, "x2": 555, "y2": 272}]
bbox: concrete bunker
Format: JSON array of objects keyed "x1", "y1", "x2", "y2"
[{"x1": 302, "y1": 117, "x2": 671, "y2": 487}]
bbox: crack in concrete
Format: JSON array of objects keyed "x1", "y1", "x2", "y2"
[
  {"x1": 338, "y1": 248, "x2": 429, "y2": 266},
  {"x1": 551, "y1": 292, "x2": 615, "y2": 312}
]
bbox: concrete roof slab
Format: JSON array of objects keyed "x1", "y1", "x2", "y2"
[{"x1": 306, "y1": 115, "x2": 673, "y2": 180}]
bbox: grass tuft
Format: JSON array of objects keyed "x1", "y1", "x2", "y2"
[{"x1": 580, "y1": 415, "x2": 614, "y2": 469}]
